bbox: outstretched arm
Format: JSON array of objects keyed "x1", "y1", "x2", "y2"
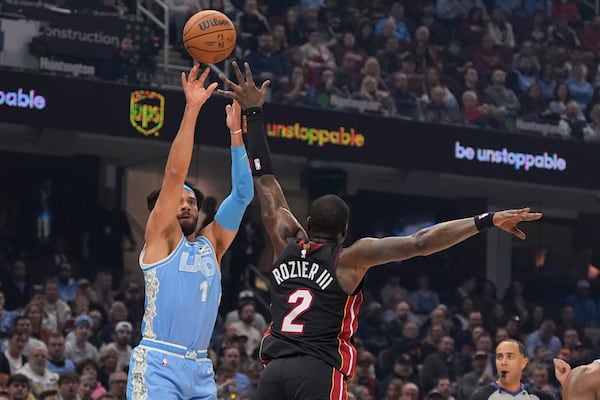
[
  {"x1": 200, "y1": 100, "x2": 254, "y2": 263},
  {"x1": 219, "y1": 62, "x2": 306, "y2": 259},
  {"x1": 144, "y1": 65, "x2": 217, "y2": 263},
  {"x1": 341, "y1": 208, "x2": 542, "y2": 274}
]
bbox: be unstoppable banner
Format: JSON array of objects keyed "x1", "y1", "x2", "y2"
[{"x1": 1, "y1": 69, "x2": 598, "y2": 189}]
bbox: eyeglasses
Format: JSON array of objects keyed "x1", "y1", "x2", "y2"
[{"x1": 110, "y1": 380, "x2": 127, "y2": 384}]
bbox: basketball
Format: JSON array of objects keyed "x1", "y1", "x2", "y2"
[{"x1": 182, "y1": 10, "x2": 236, "y2": 64}]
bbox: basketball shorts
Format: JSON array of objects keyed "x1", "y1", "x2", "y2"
[
  {"x1": 255, "y1": 355, "x2": 347, "y2": 400},
  {"x1": 127, "y1": 345, "x2": 216, "y2": 400}
]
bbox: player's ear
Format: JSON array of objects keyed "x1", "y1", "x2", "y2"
[{"x1": 306, "y1": 216, "x2": 312, "y2": 233}]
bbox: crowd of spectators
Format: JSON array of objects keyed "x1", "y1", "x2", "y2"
[{"x1": 179, "y1": 0, "x2": 600, "y2": 140}]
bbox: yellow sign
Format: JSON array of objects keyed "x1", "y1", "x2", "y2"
[{"x1": 130, "y1": 90, "x2": 165, "y2": 136}]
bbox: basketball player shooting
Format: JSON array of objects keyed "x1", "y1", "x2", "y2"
[
  {"x1": 126, "y1": 64, "x2": 253, "y2": 400},
  {"x1": 219, "y1": 61, "x2": 542, "y2": 400}
]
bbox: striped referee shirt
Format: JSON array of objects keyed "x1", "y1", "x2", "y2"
[{"x1": 469, "y1": 383, "x2": 556, "y2": 400}]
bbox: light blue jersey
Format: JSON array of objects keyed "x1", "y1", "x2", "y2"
[
  {"x1": 139, "y1": 234, "x2": 221, "y2": 350},
  {"x1": 127, "y1": 234, "x2": 221, "y2": 400}
]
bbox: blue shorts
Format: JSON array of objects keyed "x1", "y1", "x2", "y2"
[{"x1": 127, "y1": 345, "x2": 217, "y2": 400}]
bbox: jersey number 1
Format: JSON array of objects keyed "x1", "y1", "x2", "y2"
[{"x1": 281, "y1": 289, "x2": 313, "y2": 334}]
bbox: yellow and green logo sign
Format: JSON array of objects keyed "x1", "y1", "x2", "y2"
[{"x1": 130, "y1": 90, "x2": 165, "y2": 136}]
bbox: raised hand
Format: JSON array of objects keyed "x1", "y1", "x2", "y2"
[
  {"x1": 218, "y1": 61, "x2": 270, "y2": 109},
  {"x1": 553, "y1": 358, "x2": 571, "y2": 386},
  {"x1": 181, "y1": 64, "x2": 218, "y2": 109},
  {"x1": 225, "y1": 99, "x2": 241, "y2": 132},
  {"x1": 493, "y1": 207, "x2": 542, "y2": 240}
]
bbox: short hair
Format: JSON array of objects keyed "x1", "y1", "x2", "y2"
[
  {"x1": 497, "y1": 339, "x2": 527, "y2": 357},
  {"x1": 39, "y1": 389, "x2": 59, "y2": 400},
  {"x1": 58, "y1": 372, "x2": 79, "y2": 385},
  {"x1": 76, "y1": 358, "x2": 99, "y2": 375},
  {"x1": 309, "y1": 195, "x2": 349, "y2": 237},
  {"x1": 7, "y1": 373, "x2": 30, "y2": 388},
  {"x1": 146, "y1": 180, "x2": 204, "y2": 211}
]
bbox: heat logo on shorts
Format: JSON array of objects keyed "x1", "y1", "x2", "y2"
[
  {"x1": 130, "y1": 90, "x2": 165, "y2": 136},
  {"x1": 265, "y1": 123, "x2": 365, "y2": 148}
]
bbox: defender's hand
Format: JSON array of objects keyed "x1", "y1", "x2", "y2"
[
  {"x1": 493, "y1": 207, "x2": 542, "y2": 240},
  {"x1": 218, "y1": 61, "x2": 270, "y2": 109}
]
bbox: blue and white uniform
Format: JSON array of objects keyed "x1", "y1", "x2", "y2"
[{"x1": 127, "y1": 235, "x2": 221, "y2": 400}]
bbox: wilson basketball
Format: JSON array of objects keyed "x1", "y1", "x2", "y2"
[{"x1": 182, "y1": 10, "x2": 236, "y2": 64}]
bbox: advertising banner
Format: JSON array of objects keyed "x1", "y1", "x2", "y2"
[{"x1": 1, "y1": 69, "x2": 599, "y2": 190}]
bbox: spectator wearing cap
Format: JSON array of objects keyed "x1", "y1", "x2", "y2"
[
  {"x1": 505, "y1": 314, "x2": 523, "y2": 341},
  {"x1": 381, "y1": 353, "x2": 419, "y2": 393},
  {"x1": 230, "y1": 303, "x2": 262, "y2": 358},
  {"x1": 458, "y1": 351, "x2": 494, "y2": 400},
  {"x1": 6, "y1": 373, "x2": 31, "y2": 400},
  {"x1": 65, "y1": 315, "x2": 98, "y2": 366},
  {"x1": 224, "y1": 291, "x2": 267, "y2": 334},
  {"x1": 46, "y1": 332, "x2": 75, "y2": 375},
  {"x1": 99, "y1": 321, "x2": 131, "y2": 372},
  {"x1": 16, "y1": 343, "x2": 58, "y2": 398},
  {"x1": 525, "y1": 320, "x2": 562, "y2": 359},
  {"x1": 565, "y1": 279, "x2": 598, "y2": 325}
]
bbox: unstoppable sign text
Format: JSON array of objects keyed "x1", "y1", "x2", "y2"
[
  {"x1": 454, "y1": 141, "x2": 567, "y2": 172},
  {"x1": 265, "y1": 123, "x2": 365, "y2": 147}
]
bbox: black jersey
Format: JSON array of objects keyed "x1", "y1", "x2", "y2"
[
  {"x1": 469, "y1": 383, "x2": 556, "y2": 400},
  {"x1": 259, "y1": 238, "x2": 363, "y2": 378}
]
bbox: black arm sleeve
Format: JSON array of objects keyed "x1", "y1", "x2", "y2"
[{"x1": 245, "y1": 107, "x2": 273, "y2": 176}]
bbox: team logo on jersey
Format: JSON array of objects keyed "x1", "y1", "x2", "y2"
[
  {"x1": 300, "y1": 243, "x2": 310, "y2": 259},
  {"x1": 179, "y1": 251, "x2": 216, "y2": 276},
  {"x1": 130, "y1": 90, "x2": 165, "y2": 136}
]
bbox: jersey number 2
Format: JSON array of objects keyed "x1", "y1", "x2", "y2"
[{"x1": 281, "y1": 289, "x2": 313, "y2": 334}]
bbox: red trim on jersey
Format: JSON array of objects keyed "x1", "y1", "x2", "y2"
[
  {"x1": 259, "y1": 326, "x2": 272, "y2": 366},
  {"x1": 329, "y1": 368, "x2": 347, "y2": 400},
  {"x1": 336, "y1": 292, "x2": 363, "y2": 377}
]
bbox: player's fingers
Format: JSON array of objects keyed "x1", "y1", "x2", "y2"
[
  {"x1": 244, "y1": 62, "x2": 256, "y2": 86},
  {"x1": 217, "y1": 89, "x2": 237, "y2": 99},
  {"x1": 225, "y1": 104, "x2": 232, "y2": 114},
  {"x1": 218, "y1": 74, "x2": 240, "y2": 90},
  {"x1": 189, "y1": 64, "x2": 199, "y2": 82},
  {"x1": 198, "y1": 67, "x2": 211, "y2": 85},
  {"x1": 513, "y1": 227, "x2": 525, "y2": 240},
  {"x1": 232, "y1": 61, "x2": 244, "y2": 85},
  {"x1": 260, "y1": 80, "x2": 271, "y2": 93},
  {"x1": 205, "y1": 82, "x2": 218, "y2": 96},
  {"x1": 181, "y1": 72, "x2": 187, "y2": 87},
  {"x1": 232, "y1": 99, "x2": 240, "y2": 111}
]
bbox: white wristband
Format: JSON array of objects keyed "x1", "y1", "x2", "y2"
[{"x1": 230, "y1": 129, "x2": 242, "y2": 135}]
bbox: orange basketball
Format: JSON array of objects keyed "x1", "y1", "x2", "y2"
[{"x1": 182, "y1": 10, "x2": 236, "y2": 64}]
